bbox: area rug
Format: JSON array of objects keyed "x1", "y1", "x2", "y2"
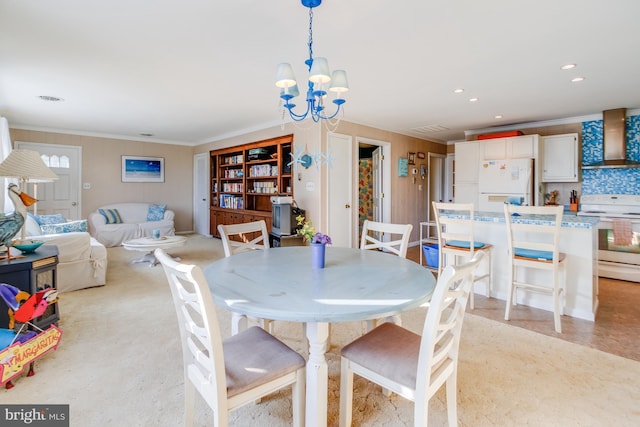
[{"x1": 2, "y1": 235, "x2": 638, "y2": 426}]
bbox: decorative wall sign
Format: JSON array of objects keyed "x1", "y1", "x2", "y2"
[
  {"x1": 408, "y1": 152, "x2": 416, "y2": 165},
  {"x1": 398, "y1": 158, "x2": 408, "y2": 177},
  {"x1": 122, "y1": 156, "x2": 164, "y2": 183},
  {"x1": 0, "y1": 325, "x2": 62, "y2": 387}
]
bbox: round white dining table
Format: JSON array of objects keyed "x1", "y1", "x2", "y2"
[{"x1": 204, "y1": 246, "x2": 435, "y2": 427}]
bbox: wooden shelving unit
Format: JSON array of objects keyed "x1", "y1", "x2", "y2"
[{"x1": 210, "y1": 134, "x2": 294, "y2": 237}]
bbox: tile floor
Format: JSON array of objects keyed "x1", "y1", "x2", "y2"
[{"x1": 406, "y1": 246, "x2": 640, "y2": 362}]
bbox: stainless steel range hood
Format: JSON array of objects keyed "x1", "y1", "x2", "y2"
[{"x1": 583, "y1": 108, "x2": 640, "y2": 169}]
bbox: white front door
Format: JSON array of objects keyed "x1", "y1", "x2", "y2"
[
  {"x1": 326, "y1": 133, "x2": 353, "y2": 247},
  {"x1": 15, "y1": 141, "x2": 81, "y2": 219},
  {"x1": 194, "y1": 152, "x2": 210, "y2": 236},
  {"x1": 372, "y1": 146, "x2": 383, "y2": 223}
]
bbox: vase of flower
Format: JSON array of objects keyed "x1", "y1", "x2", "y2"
[
  {"x1": 296, "y1": 214, "x2": 332, "y2": 269},
  {"x1": 310, "y1": 242, "x2": 326, "y2": 269}
]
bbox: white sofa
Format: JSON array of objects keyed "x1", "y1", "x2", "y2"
[
  {"x1": 88, "y1": 203, "x2": 175, "y2": 247},
  {"x1": 24, "y1": 216, "x2": 107, "y2": 293}
]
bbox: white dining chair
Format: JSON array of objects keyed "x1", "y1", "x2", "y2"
[
  {"x1": 154, "y1": 248, "x2": 305, "y2": 427},
  {"x1": 360, "y1": 219, "x2": 413, "y2": 330},
  {"x1": 217, "y1": 220, "x2": 274, "y2": 335},
  {"x1": 503, "y1": 204, "x2": 566, "y2": 333},
  {"x1": 360, "y1": 219, "x2": 412, "y2": 258},
  {"x1": 218, "y1": 220, "x2": 270, "y2": 257},
  {"x1": 432, "y1": 201, "x2": 493, "y2": 309},
  {"x1": 339, "y1": 251, "x2": 485, "y2": 427}
]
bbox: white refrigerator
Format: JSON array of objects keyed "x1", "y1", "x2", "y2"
[{"x1": 478, "y1": 158, "x2": 534, "y2": 212}]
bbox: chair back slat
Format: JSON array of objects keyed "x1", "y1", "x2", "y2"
[
  {"x1": 218, "y1": 220, "x2": 270, "y2": 257},
  {"x1": 155, "y1": 248, "x2": 228, "y2": 417},
  {"x1": 360, "y1": 220, "x2": 412, "y2": 258},
  {"x1": 416, "y1": 252, "x2": 484, "y2": 400},
  {"x1": 504, "y1": 204, "x2": 563, "y2": 264},
  {"x1": 432, "y1": 202, "x2": 478, "y2": 253}
]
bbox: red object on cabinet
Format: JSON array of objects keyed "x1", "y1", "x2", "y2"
[{"x1": 477, "y1": 131, "x2": 524, "y2": 140}]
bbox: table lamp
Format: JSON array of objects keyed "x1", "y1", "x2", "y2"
[{"x1": 0, "y1": 149, "x2": 58, "y2": 240}]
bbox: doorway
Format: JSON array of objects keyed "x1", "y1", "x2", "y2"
[
  {"x1": 426, "y1": 153, "x2": 446, "y2": 239},
  {"x1": 327, "y1": 133, "x2": 353, "y2": 248},
  {"x1": 193, "y1": 152, "x2": 210, "y2": 236},
  {"x1": 357, "y1": 137, "x2": 391, "y2": 244},
  {"x1": 15, "y1": 141, "x2": 82, "y2": 219}
]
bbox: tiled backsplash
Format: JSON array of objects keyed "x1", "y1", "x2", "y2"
[{"x1": 581, "y1": 115, "x2": 640, "y2": 195}]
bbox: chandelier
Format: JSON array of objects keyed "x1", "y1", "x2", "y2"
[{"x1": 275, "y1": 0, "x2": 349, "y2": 123}]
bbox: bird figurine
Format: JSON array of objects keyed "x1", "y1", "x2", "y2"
[{"x1": 0, "y1": 183, "x2": 37, "y2": 258}]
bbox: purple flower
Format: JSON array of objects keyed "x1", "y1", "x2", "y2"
[{"x1": 312, "y1": 232, "x2": 332, "y2": 245}]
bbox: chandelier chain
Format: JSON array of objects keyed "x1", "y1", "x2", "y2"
[{"x1": 307, "y1": 8, "x2": 314, "y2": 62}]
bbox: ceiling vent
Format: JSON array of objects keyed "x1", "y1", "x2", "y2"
[{"x1": 411, "y1": 124, "x2": 450, "y2": 135}]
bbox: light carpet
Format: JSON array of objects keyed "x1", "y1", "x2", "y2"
[{"x1": 2, "y1": 235, "x2": 639, "y2": 426}]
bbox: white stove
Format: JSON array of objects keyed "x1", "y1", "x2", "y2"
[
  {"x1": 578, "y1": 194, "x2": 640, "y2": 219},
  {"x1": 578, "y1": 194, "x2": 640, "y2": 282}
]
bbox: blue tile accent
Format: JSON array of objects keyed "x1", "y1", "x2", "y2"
[
  {"x1": 582, "y1": 114, "x2": 640, "y2": 195},
  {"x1": 627, "y1": 115, "x2": 640, "y2": 162},
  {"x1": 582, "y1": 120, "x2": 603, "y2": 165},
  {"x1": 440, "y1": 210, "x2": 598, "y2": 229}
]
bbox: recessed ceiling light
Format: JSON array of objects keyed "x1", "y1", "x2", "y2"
[
  {"x1": 469, "y1": 97, "x2": 479, "y2": 102},
  {"x1": 38, "y1": 95, "x2": 64, "y2": 102},
  {"x1": 571, "y1": 76, "x2": 585, "y2": 83},
  {"x1": 561, "y1": 63, "x2": 576, "y2": 70},
  {"x1": 453, "y1": 88, "x2": 464, "y2": 93},
  {"x1": 495, "y1": 115, "x2": 503, "y2": 119}
]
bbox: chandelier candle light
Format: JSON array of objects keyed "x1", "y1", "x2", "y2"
[{"x1": 275, "y1": 0, "x2": 349, "y2": 123}]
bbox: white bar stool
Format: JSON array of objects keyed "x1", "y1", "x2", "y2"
[
  {"x1": 432, "y1": 202, "x2": 493, "y2": 309},
  {"x1": 503, "y1": 204, "x2": 566, "y2": 333}
]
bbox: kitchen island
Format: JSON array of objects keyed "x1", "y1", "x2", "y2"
[{"x1": 437, "y1": 210, "x2": 600, "y2": 321}]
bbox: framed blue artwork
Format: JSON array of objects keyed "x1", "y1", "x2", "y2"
[
  {"x1": 122, "y1": 155, "x2": 165, "y2": 182},
  {"x1": 398, "y1": 158, "x2": 408, "y2": 177}
]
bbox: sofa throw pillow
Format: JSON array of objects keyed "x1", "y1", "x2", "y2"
[
  {"x1": 98, "y1": 208, "x2": 123, "y2": 224},
  {"x1": 27, "y1": 212, "x2": 41, "y2": 225},
  {"x1": 41, "y1": 219, "x2": 88, "y2": 235},
  {"x1": 36, "y1": 213, "x2": 66, "y2": 225},
  {"x1": 147, "y1": 204, "x2": 166, "y2": 222}
]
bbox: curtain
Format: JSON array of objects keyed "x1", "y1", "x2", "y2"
[{"x1": 0, "y1": 116, "x2": 14, "y2": 212}]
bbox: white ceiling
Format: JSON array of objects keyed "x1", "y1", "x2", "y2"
[{"x1": 1, "y1": 0, "x2": 640, "y2": 145}]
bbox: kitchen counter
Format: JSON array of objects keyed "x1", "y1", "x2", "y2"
[
  {"x1": 440, "y1": 209, "x2": 600, "y2": 229},
  {"x1": 438, "y1": 209, "x2": 599, "y2": 321}
]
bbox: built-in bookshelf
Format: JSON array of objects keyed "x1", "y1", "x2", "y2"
[{"x1": 210, "y1": 134, "x2": 293, "y2": 237}]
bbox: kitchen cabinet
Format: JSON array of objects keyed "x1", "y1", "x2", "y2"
[
  {"x1": 542, "y1": 133, "x2": 579, "y2": 182},
  {"x1": 455, "y1": 182, "x2": 479, "y2": 206},
  {"x1": 481, "y1": 139, "x2": 508, "y2": 159},
  {"x1": 454, "y1": 142, "x2": 480, "y2": 206},
  {"x1": 480, "y1": 135, "x2": 539, "y2": 160},
  {"x1": 454, "y1": 142, "x2": 479, "y2": 183}
]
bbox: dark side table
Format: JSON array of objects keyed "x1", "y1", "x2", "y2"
[{"x1": 0, "y1": 245, "x2": 59, "y2": 330}]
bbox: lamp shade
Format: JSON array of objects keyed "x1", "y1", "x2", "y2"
[
  {"x1": 329, "y1": 70, "x2": 349, "y2": 93},
  {"x1": 275, "y1": 63, "x2": 297, "y2": 88},
  {"x1": 309, "y1": 57, "x2": 331, "y2": 84},
  {"x1": 0, "y1": 149, "x2": 58, "y2": 182}
]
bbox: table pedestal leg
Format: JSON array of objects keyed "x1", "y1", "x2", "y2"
[
  {"x1": 305, "y1": 321, "x2": 329, "y2": 427},
  {"x1": 131, "y1": 251, "x2": 181, "y2": 267},
  {"x1": 231, "y1": 313, "x2": 247, "y2": 335}
]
